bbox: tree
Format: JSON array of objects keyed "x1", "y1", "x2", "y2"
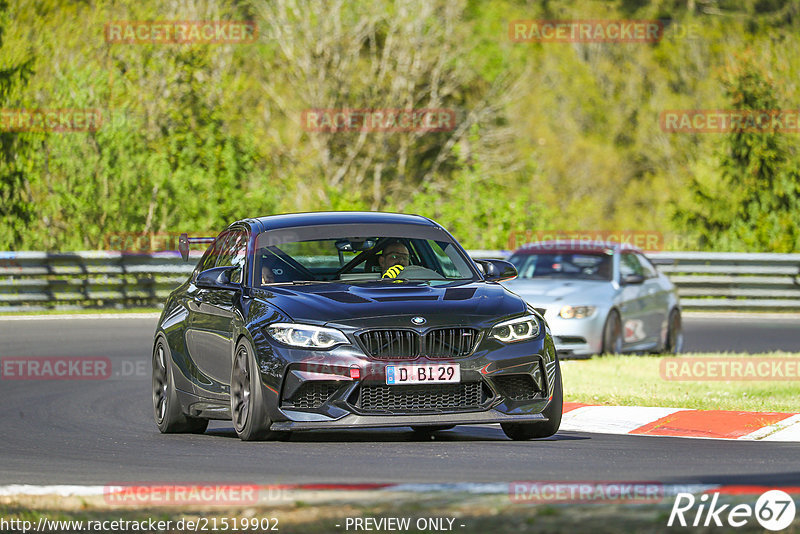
[
  {"x1": 674, "y1": 52, "x2": 800, "y2": 251},
  {"x1": 254, "y1": 0, "x2": 523, "y2": 212},
  {"x1": 0, "y1": 0, "x2": 35, "y2": 249}
]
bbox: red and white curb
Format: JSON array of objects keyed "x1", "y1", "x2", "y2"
[{"x1": 560, "y1": 402, "x2": 800, "y2": 441}]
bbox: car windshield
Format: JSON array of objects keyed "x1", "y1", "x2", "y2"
[
  {"x1": 508, "y1": 252, "x2": 612, "y2": 281},
  {"x1": 254, "y1": 230, "x2": 476, "y2": 286}
]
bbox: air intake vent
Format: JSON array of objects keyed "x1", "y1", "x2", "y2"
[
  {"x1": 282, "y1": 382, "x2": 340, "y2": 409},
  {"x1": 356, "y1": 382, "x2": 485, "y2": 413},
  {"x1": 493, "y1": 374, "x2": 541, "y2": 401},
  {"x1": 319, "y1": 291, "x2": 371, "y2": 304},
  {"x1": 443, "y1": 288, "x2": 476, "y2": 300}
]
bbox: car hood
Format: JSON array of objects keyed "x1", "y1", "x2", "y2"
[
  {"x1": 252, "y1": 281, "x2": 527, "y2": 327},
  {"x1": 501, "y1": 278, "x2": 614, "y2": 306}
]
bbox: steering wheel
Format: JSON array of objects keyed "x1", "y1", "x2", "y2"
[{"x1": 391, "y1": 265, "x2": 445, "y2": 280}]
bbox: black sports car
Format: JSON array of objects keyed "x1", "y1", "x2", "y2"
[{"x1": 152, "y1": 212, "x2": 562, "y2": 440}]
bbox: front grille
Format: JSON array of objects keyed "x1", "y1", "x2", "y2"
[
  {"x1": 283, "y1": 382, "x2": 339, "y2": 409},
  {"x1": 493, "y1": 374, "x2": 541, "y2": 401},
  {"x1": 426, "y1": 328, "x2": 479, "y2": 358},
  {"x1": 358, "y1": 328, "x2": 479, "y2": 360},
  {"x1": 357, "y1": 382, "x2": 484, "y2": 413},
  {"x1": 359, "y1": 330, "x2": 420, "y2": 359}
]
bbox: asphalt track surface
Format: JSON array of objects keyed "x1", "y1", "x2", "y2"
[{"x1": 1, "y1": 315, "x2": 799, "y2": 486}]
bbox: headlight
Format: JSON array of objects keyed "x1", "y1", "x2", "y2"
[
  {"x1": 265, "y1": 323, "x2": 349, "y2": 349},
  {"x1": 490, "y1": 315, "x2": 541, "y2": 343},
  {"x1": 559, "y1": 305, "x2": 596, "y2": 319}
]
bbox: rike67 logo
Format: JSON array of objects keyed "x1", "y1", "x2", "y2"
[{"x1": 668, "y1": 490, "x2": 796, "y2": 531}]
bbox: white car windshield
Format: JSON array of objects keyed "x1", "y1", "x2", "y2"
[{"x1": 508, "y1": 252, "x2": 612, "y2": 281}]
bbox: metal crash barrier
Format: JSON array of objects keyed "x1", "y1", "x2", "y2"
[{"x1": 0, "y1": 250, "x2": 798, "y2": 312}]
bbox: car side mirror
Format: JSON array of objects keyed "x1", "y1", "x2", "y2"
[
  {"x1": 475, "y1": 259, "x2": 517, "y2": 282},
  {"x1": 621, "y1": 273, "x2": 645, "y2": 285},
  {"x1": 196, "y1": 266, "x2": 240, "y2": 291}
]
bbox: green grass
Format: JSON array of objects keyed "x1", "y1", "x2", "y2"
[
  {"x1": 0, "y1": 307, "x2": 162, "y2": 316},
  {"x1": 561, "y1": 352, "x2": 800, "y2": 412}
]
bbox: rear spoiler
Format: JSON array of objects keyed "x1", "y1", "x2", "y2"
[{"x1": 178, "y1": 233, "x2": 215, "y2": 262}]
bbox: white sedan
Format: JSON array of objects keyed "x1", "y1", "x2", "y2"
[{"x1": 501, "y1": 240, "x2": 683, "y2": 357}]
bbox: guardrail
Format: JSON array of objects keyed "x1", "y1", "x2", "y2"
[
  {"x1": 0, "y1": 251, "x2": 198, "y2": 312},
  {"x1": 647, "y1": 251, "x2": 800, "y2": 310},
  {"x1": 0, "y1": 250, "x2": 798, "y2": 312}
]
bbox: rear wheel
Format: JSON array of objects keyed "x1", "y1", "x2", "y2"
[
  {"x1": 664, "y1": 309, "x2": 684, "y2": 354},
  {"x1": 601, "y1": 310, "x2": 623, "y2": 354},
  {"x1": 231, "y1": 339, "x2": 288, "y2": 441},
  {"x1": 152, "y1": 337, "x2": 208, "y2": 434},
  {"x1": 501, "y1": 363, "x2": 563, "y2": 440}
]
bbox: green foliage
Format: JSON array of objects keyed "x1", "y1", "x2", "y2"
[
  {"x1": 673, "y1": 51, "x2": 800, "y2": 251},
  {"x1": 0, "y1": 0, "x2": 35, "y2": 249},
  {"x1": 403, "y1": 126, "x2": 549, "y2": 249},
  {"x1": 1, "y1": 0, "x2": 798, "y2": 251}
]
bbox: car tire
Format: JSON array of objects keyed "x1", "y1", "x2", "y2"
[
  {"x1": 664, "y1": 308, "x2": 684, "y2": 354},
  {"x1": 231, "y1": 338, "x2": 288, "y2": 441},
  {"x1": 411, "y1": 425, "x2": 456, "y2": 434},
  {"x1": 601, "y1": 310, "x2": 623, "y2": 354},
  {"x1": 501, "y1": 362, "x2": 563, "y2": 440},
  {"x1": 152, "y1": 336, "x2": 209, "y2": 434}
]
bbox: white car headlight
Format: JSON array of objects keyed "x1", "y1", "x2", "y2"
[
  {"x1": 490, "y1": 315, "x2": 541, "y2": 343},
  {"x1": 266, "y1": 323, "x2": 349, "y2": 349},
  {"x1": 559, "y1": 305, "x2": 596, "y2": 319}
]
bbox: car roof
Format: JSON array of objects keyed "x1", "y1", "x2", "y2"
[
  {"x1": 241, "y1": 211, "x2": 437, "y2": 232},
  {"x1": 513, "y1": 240, "x2": 644, "y2": 255}
]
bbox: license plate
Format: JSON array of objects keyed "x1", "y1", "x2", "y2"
[{"x1": 385, "y1": 364, "x2": 460, "y2": 385}]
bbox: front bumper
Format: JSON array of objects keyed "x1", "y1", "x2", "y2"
[
  {"x1": 251, "y1": 324, "x2": 559, "y2": 429},
  {"x1": 271, "y1": 409, "x2": 547, "y2": 431},
  {"x1": 538, "y1": 309, "x2": 607, "y2": 357}
]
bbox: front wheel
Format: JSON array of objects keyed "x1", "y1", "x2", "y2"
[
  {"x1": 152, "y1": 337, "x2": 208, "y2": 434},
  {"x1": 231, "y1": 339, "x2": 288, "y2": 441},
  {"x1": 601, "y1": 310, "x2": 623, "y2": 354},
  {"x1": 501, "y1": 363, "x2": 563, "y2": 440}
]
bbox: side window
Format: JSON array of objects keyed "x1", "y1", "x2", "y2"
[
  {"x1": 620, "y1": 253, "x2": 643, "y2": 277},
  {"x1": 215, "y1": 230, "x2": 248, "y2": 284},
  {"x1": 193, "y1": 234, "x2": 225, "y2": 279},
  {"x1": 192, "y1": 230, "x2": 248, "y2": 284},
  {"x1": 227, "y1": 232, "x2": 248, "y2": 284},
  {"x1": 428, "y1": 240, "x2": 461, "y2": 278},
  {"x1": 636, "y1": 253, "x2": 658, "y2": 279}
]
